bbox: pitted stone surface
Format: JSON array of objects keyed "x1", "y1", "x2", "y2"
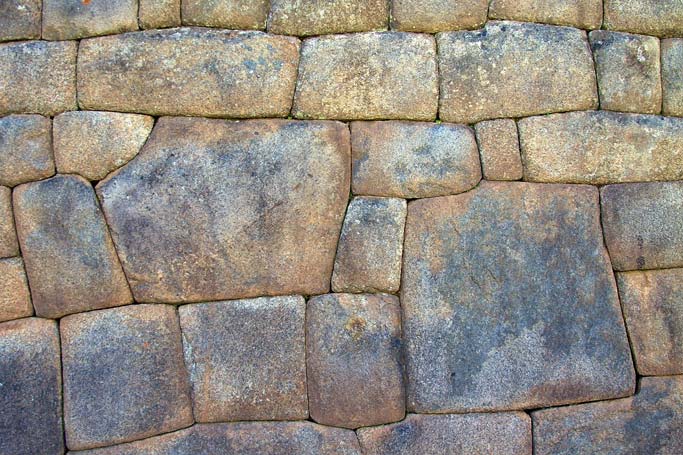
[
  {"x1": 402, "y1": 182, "x2": 635, "y2": 412},
  {"x1": 13, "y1": 175, "x2": 133, "y2": 318},
  {"x1": 179, "y1": 296, "x2": 307, "y2": 422},
  {"x1": 0, "y1": 0, "x2": 41, "y2": 41},
  {"x1": 139, "y1": 0, "x2": 181, "y2": 29},
  {"x1": 42, "y1": 0, "x2": 138, "y2": 40},
  {"x1": 61, "y1": 304, "x2": 193, "y2": 451},
  {"x1": 269, "y1": 0, "x2": 388, "y2": 36},
  {"x1": 663, "y1": 39, "x2": 683, "y2": 117},
  {"x1": 519, "y1": 111, "x2": 683, "y2": 184},
  {"x1": 0, "y1": 258, "x2": 32, "y2": 322},
  {"x1": 0, "y1": 186, "x2": 18, "y2": 258},
  {"x1": 351, "y1": 121, "x2": 480, "y2": 198},
  {"x1": 78, "y1": 28, "x2": 300, "y2": 118},
  {"x1": 604, "y1": 0, "x2": 683, "y2": 38},
  {"x1": 391, "y1": 0, "x2": 487, "y2": 33},
  {"x1": 489, "y1": 0, "x2": 602, "y2": 29},
  {"x1": 97, "y1": 117, "x2": 349, "y2": 303},
  {"x1": 438, "y1": 21, "x2": 597, "y2": 124},
  {"x1": 0, "y1": 114, "x2": 54, "y2": 187},
  {"x1": 474, "y1": 119, "x2": 523, "y2": 181},
  {"x1": 293, "y1": 33, "x2": 438, "y2": 120},
  {"x1": 182, "y1": 0, "x2": 269, "y2": 30}
]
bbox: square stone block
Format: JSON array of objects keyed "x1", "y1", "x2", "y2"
[
  {"x1": 0, "y1": 114, "x2": 54, "y2": 188},
  {"x1": 139, "y1": 0, "x2": 180, "y2": 29}
]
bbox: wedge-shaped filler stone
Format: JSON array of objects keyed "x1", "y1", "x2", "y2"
[
  {"x1": 0, "y1": 186, "x2": 18, "y2": 258},
  {"x1": 402, "y1": 182, "x2": 635, "y2": 412},
  {"x1": 663, "y1": 39, "x2": 683, "y2": 117},
  {"x1": 604, "y1": 0, "x2": 683, "y2": 38},
  {"x1": 0, "y1": 258, "x2": 32, "y2": 322},
  {"x1": 78, "y1": 28, "x2": 300, "y2": 118},
  {"x1": 438, "y1": 21, "x2": 597, "y2": 124},
  {"x1": 0, "y1": 115, "x2": 54, "y2": 187},
  {"x1": 489, "y1": 0, "x2": 603, "y2": 29},
  {"x1": 269, "y1": 0, "x2": 388, "y2": 36},
  {"x1": 97, "y1": 118, "x2": 349, "y2": 303},
  {"x1": 42, "y1": 0, "x2": 138, "y2": 40}
]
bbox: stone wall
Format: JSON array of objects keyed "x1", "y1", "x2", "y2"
[{"x1": 1, "y1": 1, "x2": 682, "y2": 454}]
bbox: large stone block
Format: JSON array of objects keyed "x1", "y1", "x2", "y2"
[
  {"x1": 391, "y1": 0, "x2": 487, "y2": 33},
  {"x1": 402, "y1": 182, "x2": 635, "y2": 412},
  {"x1": 0, "y1": 186, "x2": 18, "y2": 258},
  {"x1": 0, "y1": 258, "x2": 32, "y2": 322},
  {"x1": 182, "y1": 0, "x2": 269, "y2": 29},
  {"x1": 269, "y1": 0, "x2": 388, "y2": 36},
  {"x1": 604, "y1": 0, "x2": 683, "y2": 38},
  {"x1": 0, "y1": 114, "x2": 54, "y2": 187},
  {"x1": 663, "y1": 39, "x2": 683, "y2": 117},
  {"x1": 0, "y1": 0, "x2": 41, "y2": 41},
  {"x1": 139, "y1": 0, "x2": 180, "y2": 29},
  {"x1": 489, "y1": 0, "x2": 602, "y2": 29},
  {"x1": 42, "y1": 0, "x2": 138, "y2": 40},
  {"x1": 97, "y1": 118, "x2": 349, "y2": 303},
  {"x1": 474, "y1": 119, "x2": 523, "y2": 181}
]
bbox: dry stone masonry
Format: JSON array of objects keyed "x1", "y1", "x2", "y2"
[{"x1": 0, "y1": 1, "x2": 682, "y2": 454}]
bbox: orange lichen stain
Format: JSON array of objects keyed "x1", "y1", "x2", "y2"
[
  {"x1": 345, "y1": 316, "x2": 366, "y2": 340},
  {"x1": 83, "y1": 0, "x2": 91, "y2": 4}
]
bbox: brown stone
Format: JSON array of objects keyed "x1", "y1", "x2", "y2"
[
  {"x1": 0, "y1": 114, "x2": 54, "y2": 187},
  {"x1": 604, "y1": 0, "x2": 683, "y2": 38},
  {"x1": 78, "y1": 28, "x2": 300, "y2": 118},
  {"x1": 42, "y1": 0, "x2": 138, "y2": 40},
  {"x1": 0, "y1": 186, "x2": 18, "y2": 258},
  {"x1": 269, "y1": 0, "x2": 388, "y2": 36},
  {"x1": 54, "y1": 111, "x2": 155, "y2": 181},
  {"x1": 391, "y1": 0, "x2": 487, "y2": 33},
  {"x1": 438, "y1": 21, "x2": 597, "y2": 124},
  {"x1": 307, "y1": 293, "x2": 405, "y2": 429},
  {"x1": 663, "y1": 39, "x2": 683, "y2": 117},
  {"x1": 13, "y1": 175, "x2": 133, "y2": 318},
  {"x1": 474, "y1": 119, "x2": 523, "y2": 181},
  {"x1": 293, "y1": 33, "x2": 438, "y2": 120},
  {"x1": 139, "y1": 0, "x2": 181, "y2": 29},
  {"x1": 0, "y1": 257, "x2": 32, "y2": 322},
  {"x1": 97, "y1": 117, "x2": 349, "y2": 303},
  {"x1": 182, "y1": 0, "x2": 269, "y2": 30},
  {"x1": 61, "y1": 304, "x2": 193, "y2": 451},
  {"x1": 489, "y1": 0, "x2": 603, "y2": 29},
  {"x1": 0, "y1": 0, "x2": 41, "y2": 41},
  {"x1": 178, "y1": 296, "x2": 307, "y2": 422}
]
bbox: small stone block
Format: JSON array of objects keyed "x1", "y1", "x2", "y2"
[
  {"x1": 0, "y1": 114, "x2": 54, "y2": 188},
  {"x1": 0, "y1": 258, "x2": 32, "y2": 322},
  {"x1": 663, "y1": 39, "x2": 683, "y2": 117},
  {"x1": 489, "y1": 0, "x2": 603, "y2": 30},
  {"x1": 139, "y1": 0, "x2": 181, "y2": 29},
  {"x1": 604, "y1": 0, "x2": 683, "y2": 38},
  {"x1": 474, "y1": 119, "x2": 523, "y2": 181},
  {"x1": 182, "y1": 0, "x2": 269, "y2": 29},
  {"x1": 42, "y1": 0, "x2": 138, "y2": 40},
  {"x1": 0, "y1": 0, "x2": 41, "y2": 42},
  {"x1": 391, "y1": 0, "x2": 488, "y2": 33}
]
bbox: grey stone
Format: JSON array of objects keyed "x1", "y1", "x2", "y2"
[
  {"x1": 604, "y1": 0, "x2": 683, "y2": 38},
  {"x1": 474, "y1": 119, "x2": 523, "y2": 181},
  {"x1": 489, "y1": 0, "x2": 603, "y2": 29},
  {"x1": 0, "y1": 186, "x2": 18, "y2": 258},
  {"x1": 182, "y1": 0, "x2": 269, "y2": 30},
  {"x1": 0, "y1": 257, "x2": 32, "y2": 322},
  {"x1": 139, "y1": 0, "x2": 181, "y2": 29},
  {"x1": 0, "y1": 0, "x2": 41, "y2": 41},
  {"x1": 42, "y1": 0, "x2": 138, "y2": 40},
  {"x1": 663, "y1": 39, "x2": 683, "y2": 117},
  {"x1": 269, "y1": 0, "x2": 388, "y2": 36},
  {"x1": 0, "y1": 114, "x2": 54, "y2": 187},
  {"x1": 391, "y1": 0, "x2": 488, "y2": 33}
]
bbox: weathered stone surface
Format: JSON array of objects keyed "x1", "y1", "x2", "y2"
[
  {"x1": 0, "y1": 258, "x2": 32, "y2": 322},
  {"x1": 62, "y1": 304, "x2": 193, "y2": 451},
  {"x1": 0, "y1": 318, "x2": 63, "y2": 455},
  {"x1": 604, "y1": 0, "x2": 683, "y2": 38},
  {"x1": 0, "y1": 40, "x2": 77, "y2": 116},
  {"x1": 0, "y1": 0, "x2": 41, "y2": 41},
  {"x1": 42, "y1": 0, "x2": 138, "y2": 40},
  {"x1": 489, "y1": 0, "x2": 602, "y2": 29},
  {"x1": 139, "y1": 0, "x2": 181, "y2": 29},
  {"x1": 182, "y1": 0, "x2": 269, "y2": 29},
  {"x1": 601, "y1": 182, "x2": 683, "y2": 271},
  {"x1": 269, "y1": 0, "x2": 388, "y2": 36},
  {"x1": 391, "y1": 0, "x2": 487, "y2": 33},
  {"x1": 402, "y1": 182, "x2": 635, "y2": 412},
  {"x1": 178, "y1": 296, "x2": 307, "y2": 422},
  {"x1": 0, "y1": 114, "x2": 54, "y2": 187},
  {"x1": 78, "y1": 28, "x2": 300, "y2": 118},
  {"x1": 13, "y1": 175, "x2": 132, "y2": 318},
  {"x1": 307, "y1": 293, "x2": 405, "y2": 429},
  {"x1": 357, "y1": 412, "x2": 532, "y2": 455},
  {"x1": 617, "y1": 269, "x2": 683, "y2": 376},
  {"x1": 663, "y1": 39, "x2": 683, "y2": 117},
  {"x1": 54, "y1": 111, "x2": 154, "y2": 181},
  {"x1": 97, "y1": 118, "x2": 349, "y2": 303},
  {"x1": 293, "y1": 33, "x2": 438, "y2": 120},
  {"x1": 590, "y1": 31, "x2": 662, "y2": 114},
  {"x1": 332, "y1": 197, "x2": 406, "y2": 293},
  {"x1": 351, "y1": 121, "x2": 480, "y2": 197},
  {"x1": 0, "y1": 186, "x2": 18, "y2": 258},
  {"x1": 438, "y1": 21, "x2": 597, "y2": 124},
  {"x1": 533, "y1": 376, "x2": 683, "y2": 454},
  {"x1": 519, "y1": 111, "x2": 683, "y2": 184},
  {"x1": 474, "y1": 119, "x2": 523, "y2": 181}
]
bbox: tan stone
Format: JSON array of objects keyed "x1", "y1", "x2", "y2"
[
  {"x1": 0, "y1": 0, "x2": 41, "y2": 42},
  {"x1": 474, "y1": 119, "x2": 523, "y2": 181},
  {"x1": 0, "y1": 258, "x2": 32, "y2": 322},
  {"x1": 0, "y1": 115, "x2": 54, "y2": 187},
  {"x1": 139, "y1": 0, "x2": 181, "y2": 29},
  {"x1": 663, "y1": 39, "x2": 683, "y2": 117},
  {"x1": 269, "y1": 0, "x2": 388, "y2": 36},
  {"x1": 42, "y1": 0, "x2": 138, "y2": 40},
  {"x1": 182, "y1": 0, "x2": 269, "y2": 29},
  {"x1": 604, "y1": 0, "x2": 683, "y2": 38},
  {"x1": 0, "y1": 186, "x2": 18, "y2": 258},
  {"x1": 489, "y1": 0, "x2": 603, "y2": 29},
  {"x1": 391, "y1": 0, "x2": 487, "y2": 33}
]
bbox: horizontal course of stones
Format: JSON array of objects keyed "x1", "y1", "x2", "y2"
[{"x1": 1, "y1": 1, "x2": 683, "y2": 454}]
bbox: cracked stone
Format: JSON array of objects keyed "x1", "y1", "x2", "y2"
[
  {"x1": 269, "y1": 0, "x2": 388, "y2": 36},
  {"x1": 0, "y1": 114, "x2": 54, "y2": 187},
  {"x1": 474, "y1": 119, "x2": 523, "y2": 181},
  {"x1": 0, "y1": 0, "x2": 41, "y2": 42},
  {"x1": 42, "y1": 0, "x2": 138, "y2": 40},
  {"x1": 391, "y1": 0, "x2": 487, "y2": 33},
  {"x1": 139, "y1": 0, "x2": 180, "y2": 29},
  {"x1": 0, "y1": 186, "x2": 18, "y2": 258},
  {"x1": 182, "y1": 0, "x2": 269, "y2": 30},
  {"x1": 604, "y1": 0, "x2": 683, "y2": 38},
  {"x1": 489, "y1": 0, "x2": 603, "y2": 29},
  {"x1": 663, "y1": 39, "x2": 683, "y2": 117},
  {"x1": 0, "y1": 258, "x2": 32, "y2": 323}
]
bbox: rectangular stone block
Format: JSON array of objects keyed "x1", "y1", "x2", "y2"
[
  {"x1": 391, "y1": 0, "x2": 488, "y2": 33},
  {"x1": 269, "y1": 0, "x2": 388, "y2": 36},
  {"x1": 78, "y1": 28, "x2": 300, "y2": 118},
  {"x1": 474, "y1": 119, "x2": 523, "y2": 181},
  {"x1": 519, "y1": 111, "x2": 683, "y2": 184},
  {"x1": 489, "y1": 0, "x2": 603, "y2": 30},
  {"x1": 293, "y1": 33, "x2": 438, "y2": 120},
  {"x1": 182, "y1": 0, "x2": 269, "y2": 29},
  {"x1": 0, "y1": 114, "x2": 54, "y2": 188},
  {"x1": 0, "y1": 0, "x2": 41, "y2": 41},
  {"x1": 663, "y1": 39, "x2": 683, "y2": 117},
  {"x1": 604, "y1": 0, "x2": 683, "y2": 38},
  {"x1": 0, "y1": 257, "x2": 32, "y2": 322},
  {"x1": 42, "y1": 0, "x2": 138, "y2": 40},
  {"x1": 139, "y1": 0, "x2": 181, "y2": 29},
  {"x1": 0, "y1": 186, "x2": 18, "y2": 258}
]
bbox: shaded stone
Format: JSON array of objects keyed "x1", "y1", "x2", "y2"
[
  {"x1": 97, "y1": 117, "x2": 349, "y2": 303},
  {"x1": 438, "y1": 21, "x2": 597, "y2": 124},
  {"x1": 590, "y1": 31, "x2": 662, "y2": 114},
  {"x1": 42, "y1": 0, "x2": 138, "y2": 40},
  {"x1": 139, "y1": 0, "x2": 181, "y2": 29},
  {"x1": 269, "y1": 0, "x2": 388, "y2": 36},
  {"x1": 0, "y1": 114, "x2": 54, "y2": 187},
  {"x1": 663, "y1": 39, "x2": 683, "y2": 117},
  {"x1": 604, "y1": 0, "x2": 683, "y2": 38},
  {"x1": 0, "y1": 0, "x2": 41, "y2": 42},
  {"x1": 617, "y1": 269, "x2": 683, "y2": 376},
  {"x1": 307, "y1": 293, "x2": 405, "y2": 429},
  {"x1": 601, "y1": 182, "x2": 683, "y2": 271},
  {"x1": 489, "y1": 0, "x2": 602, "y2": 29},
  {"x1": 402, "y1": 182, "x2": 635, "y2": 412},
  {"x1": 62, "y1": 304, "x2": 193, "y2": 451},
  {"x1": 182, "y1": 0, "x2": 269, "y2": 30},
  {"x1": 519, "y1": 111, "x2": 683, "y2": 184},
  {"x1": 474, "y1": 119, "x2": 523, "y2": 181},
  {"x1": 332, "y1": 197, "x2": 407, "y2": 293},
  {"x1": 390, "y1": 0, "x2": 487, "y2": 33},
  {"x1": 178, "y1": 296, "x2": 307, "y2": 422},
  {"x1": 0, "y1": 318, "x2": 63, "y2": 455},
  {"x1": 13, "y1": 175, "x2": 132, "y2": 318},
  {"x1": 357, "y1": 412, "x2": 531, "y2": 455},
  {"x1": 0, "y1": 258, "x2": 32, "y2": 322},
  {"x1": 533, "y1": 376, "x2": 683, "y2": 454},
  {"x1": 0, "y1": 186, "x2": 18, "y2": 258},
  {"x1": 0, "y1": 40, "x2": 77, "y2": 116},
  {"x1": 78, "y1": 28, "x2": 300, "y2": 118},
  {"x1": 351, "y1": 121, "x2": 480, "y2": 198},
  {"x1": 293, "y1": 33, "x2": 438, "y2": 120},
  {"x1": 54, "y1": 111, "x2": 154, "y2": 181}
]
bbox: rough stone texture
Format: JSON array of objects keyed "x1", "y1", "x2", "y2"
[
  {"x1": 402, "y1": 182, "x2": 635, "y2": 412},
  {"x1": 178, "y1": 296, "x2": 307, "y2": 422},
  {"x1": 0, "y1": 40, "x2": 77, "y2": 116},
  {"x1": 332, "y1": 197, "x2": 406, "y2": 293},
  {"x1": 61, "y1": 304, "x2": 193, "y2": 451},
  {"x1": 617, "y1": 268, "x2": 683, "y2": 376},
  {"x1": 139, "y1": 0, "x2": 181, "y2": 29},
  {"x1": 0, "y1": 114, "x2": 54, "y2": 187},
  {"x1": 78, "y1": 28, "x2": 300, "y2": 118},
  {"x1": 391, "y1": 0, "x2": 487, "y2": 33},
  {"x1": 601, "y1": 182, "x2": 683, "y2": 271},
  {"x1": 357, "y1": 412, "x2": 532, "y2": 455},
  {"x1": 604, "y1": 0, "x2": 683, "y2": 38},
  {"x1": 489, "y1": 0, "x2": 603, "y2": 30},
  {"x1": 519, "y1": 111, "x2": 683, "y2": 184},
  {"x1": 474, "y1": 119, "x2": 523, "y2": 181},
  {"x1": 590, "y1": 31, "x2": 662, "y2": 114},
  {"x1": 438, "y1": 21, "x2": 598, "y2": 124},
  {"x1": 42, "y1": 0, "x2": 138, "y2": 40},
  {"x1": 97, "y1": 117, "x2": 349, "y2": 303},
  {"x1": 293, "y1": 33, "x2": 438, "y2": 120},
  {"x1": 54, "y1": 111, "x2": 155, "y2": 181},
  {"x1": 0, "y1": 0, "x2": 41, "y2": 41},
  {"x1": 182, "y1": 0, "x2": 269, "y2": 30},
  {"x1": 0, "y1": 186, "x2": 18, "y2": 258},
  {"x1": 68, "y1": 422, "x2": 361, "y2": 455},
  {"x1": 662, "y1": 39, "x2": 683, "y2": 117},
  {"x1": 269, "y1": 0, "x2": 388, "y2": 36},
  {"x1": 307, "y1": 293, "x2": 405, "y2": 429},
  {"x1": 0, "y1": 257, "x2": 32, "y2": 322},
  {"x1": 533, "y1": 376, "x2": 683, "y2": 454},
  {"x1": 0, "y1": 318, "x2": 63, "y2": 455},
  {"x1": 13, "y1": 175, "x2": 133, "y2": 318},
  {"x1": 351, "y1": 121, "x2": 480, "y2": 198}
]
